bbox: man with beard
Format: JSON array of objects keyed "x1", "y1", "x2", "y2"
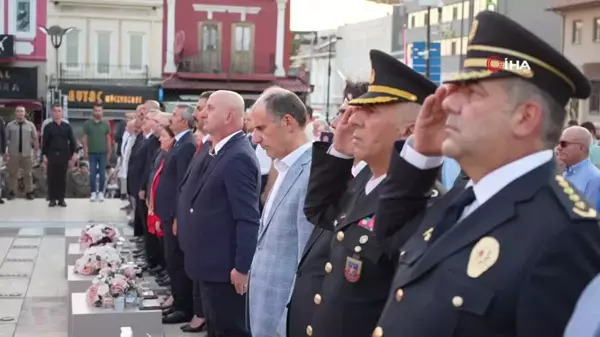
[{"x1": 82, "y1": 103, "x2": 111, "y2": 201}]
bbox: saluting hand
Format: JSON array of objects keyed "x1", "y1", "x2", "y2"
[
  {"x1": 230, "y1": 269, "x2": 249, "y2": 295},
  {"x1": 413, "y1": 85, "x2": 457, "y2": 156},
  {"x1": 332, "y1": 106, "x2": 356, "y2": 156}
]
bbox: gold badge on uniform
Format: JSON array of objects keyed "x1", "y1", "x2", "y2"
[
  {"x1": 467, "y1": 236, "x2": 500, "y2": 278},
  {"x1": 344, "y1": 257, "x2": 362, "y2": 283}
]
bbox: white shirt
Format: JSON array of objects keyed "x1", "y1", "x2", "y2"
[
  {"x1": 213, "y1": 131, "x2": 243, "y2": 154},
  {"x1": 121, "y1": 131, "x2": 131, "y2": 158},
  {"x1": 202, "y1": 134, "x2": 210, "y2": 144},
  {"x1": 328, "y1": 146, "x2": 385, "y2": 195},
  {"x1": 118, "y1": 133, "x2": 137, "y2": 179},
  {"x1": 351, "y1": 161, "x2": 368, "y2": 177},
  {"x1": 262, "y1": 142, "x2": 313, "y2": 220},
  {"x1": 400, "y1": 137, "x2": 553, "y2": 220},
  {"x1": 255, "y1": 144, "x2": 273, "y2": 175},
  {"x1": 304, "y1": 122, "x2": 316, "y2": 141}
]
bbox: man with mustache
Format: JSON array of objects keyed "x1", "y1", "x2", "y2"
[
  {"x1": 294, "y1": 50, "x2": 441, "y2": 337},
  {"x1": 373, "y1": 11, "x2": 600, "y2": 337}
]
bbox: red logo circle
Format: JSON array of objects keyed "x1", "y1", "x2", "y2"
[{"x1": 486, "y1": 56, "x2": 504, "y2": 73}]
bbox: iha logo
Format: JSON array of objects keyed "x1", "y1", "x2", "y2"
[{"x1": 486, "y1": 56, "x2": 531, "y2": 74}]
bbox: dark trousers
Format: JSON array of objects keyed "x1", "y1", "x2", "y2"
[
  {"x1": 132, "y1": 197, "x2": 146, "y2": 237},
  {"x1": 46, "y1": 151, "x2": 69, "y2": 201},
  {"x1": 140, "y1": 202, "x2": 161, "y2": 267},
  {"x1": 163, "y1": 220, "x2": 193, "y2": 316},
  {"x1": 193, "y1": 280, "x2": 204, "y2": 317},
  {"x1": 199, "y1": 281, "x2": 249, "y2": 337}
]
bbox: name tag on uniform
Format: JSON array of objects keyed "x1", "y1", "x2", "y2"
[{"x1": 358, "y1": 216, "x2": 375, "y2": 231}]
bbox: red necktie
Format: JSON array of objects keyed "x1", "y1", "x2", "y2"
[{"x1": 194, "y1": 142, "x2": 203, "y2": 156}]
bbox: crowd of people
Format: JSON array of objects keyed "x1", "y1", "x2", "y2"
[{"x1": 3, "y1": 9, "x2": 600, "y2": 337}]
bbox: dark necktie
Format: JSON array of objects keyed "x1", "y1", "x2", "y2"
[
  {"x1": 18, "y1": 122, "x2": 23, "y2": 153},
  {"x1": 429, "y1": 186, "x2": 476, "y2": 243}
]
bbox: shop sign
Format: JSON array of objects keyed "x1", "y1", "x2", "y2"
[
  {"x1": 0, "y1": 66, "x2": 38, "y2": 99},
  {"x1": 60, "y1": 84, "x2": 158, "y2": 110}
]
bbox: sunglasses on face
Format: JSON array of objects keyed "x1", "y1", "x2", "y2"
[{"x1": 558, "y1": 140, "x2": 582, "y2": 148}]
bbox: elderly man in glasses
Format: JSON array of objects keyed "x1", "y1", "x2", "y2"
[{"x1": 556, "y1": 125, "x2": 600, "y2": 208}]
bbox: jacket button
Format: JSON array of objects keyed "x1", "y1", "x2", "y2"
[
  {"x1": 190, "y1": 208, "x2": 193, "y2": 214},
  {"x1": 324, "y1": 262, "x2": 332, "y2": 273},
  {"x1": 359, "y1": 235, "x2": 369, "y2": 244},
  {"x1": 372, "y1": 326, "x2": 383, "y2": 337},
  {"x1": 314, "y1": 294, "x2": 322, "y2": 305},
  {"x1": 354, "y1": 246, "x2": 362, "y2": 253},
  {"x1": 333, "y1": 220, "x2": 338, "y2": 226},
  {"x1": 395, "y1": 288, "x2": 404, "y2": 301},
  {"x1": 336, "y1": 231, "x2": 344, "y2": 242},
  {"x1": 400, "y1": 250, "x2": 406, "y2": 256},
  {"x1": 452, "y1": 296, "x2": 464, "y2": 307},
  {"x1": 306, "y1": 325, "x2": 313, "y2": 336}
]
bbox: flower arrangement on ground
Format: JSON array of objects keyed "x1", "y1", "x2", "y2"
[
  {"x1": 86, "y1": 267, "x2": 142, "y2": 308},
  {"x1": 79, "y1": 224, "x2": 120, "y2": 249},
  {"x1": 74, "y1": 245, "x2": 124, "y2": 275}
]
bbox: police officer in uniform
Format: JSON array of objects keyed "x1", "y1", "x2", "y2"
[
  {"x1": 300, "y1": 50, "x2": 441, "y2": 337},
  {"x1": 373, "y1": 11, "x2": 600, "y2": 337}
]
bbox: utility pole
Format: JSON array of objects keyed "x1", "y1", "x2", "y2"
[
  {"x1": 425, "y1": 6, "x2": 431, "y2": 78},
  {"x1": 325, "y1": 34, "x2": 341, "y2": 122}
]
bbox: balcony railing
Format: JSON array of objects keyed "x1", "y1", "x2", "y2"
[
  {"x1": 59, "y1": 63, "x2": 150, "y2": 84},
  {"x1": 177, "y1": 53, "x2": 276, "y2": 75}
]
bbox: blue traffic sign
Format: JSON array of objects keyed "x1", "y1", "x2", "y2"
[{"x1": 411, "y1": 41, "x2": 441, "y2": 85}]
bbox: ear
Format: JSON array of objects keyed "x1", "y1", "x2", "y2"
[{"x1": 511, "y1": 99, "x2": 543, "y2": 139}]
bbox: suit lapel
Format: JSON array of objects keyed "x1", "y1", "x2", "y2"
[
  {"x1": 298, "y1": 164, "x2": 372, "y2": 266},
  {"x1": 399, "y1": 161, "x2": 555, "y2": 287},
  {"x1": 180, "y1": 144, "x2": 209, "y2": 188},
  {"x1": 258, "y1": 148, "x2": 312, "y2": 240},
  {"x1": 192, "y1": 132, "x2": 244, "y2": 202}
]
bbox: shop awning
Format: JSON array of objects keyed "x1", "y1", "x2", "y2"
[
  {"x1": 0, "y1": 99, "x2": 42, "y2": 111},
  {"x1": 162, "y1": 77, "x2": 311, "y2": 94}
]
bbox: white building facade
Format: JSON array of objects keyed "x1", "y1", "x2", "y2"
[
  {"x1": 293, "y1": 15, "x2": 393, "y2": 121},
  {"x1": 47, "y1": 0, "x2": 164, "y2": 83}
]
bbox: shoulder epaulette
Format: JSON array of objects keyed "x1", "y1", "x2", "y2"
[{"x1": 551, "y1": 175, "x2": 600, "y2": 220}]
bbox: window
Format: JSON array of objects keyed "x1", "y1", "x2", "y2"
[
  {"x1": 450, "y1": 41, "x2": 457, "y2": 55},
  {"x1": 65, "y1": 30, "x2": 79, "y2": 68},
  {"x1": 410, "y1": 15, "x2": 415, "y2": 28},
  {"x1": 594, "y1": 18, "x2": 600, "y2": 42},
  {"x1": 203, "y1": 24, "x2": 219, "y2": 51},
  {"x1": 128, "y1": 33, "x2": 144, "y2": 71},
  {"x1": 591, "y1": 81, "x2": 600, "y2": 115},
  {"x1": 96, "y1": 31, "x2": 111, "y2": 74},
  {"x1": 234, "y1": 25, "x2": 252, "y2": 52},
  {"x1": 572, "y1": 20, "x2": 583, "y2": 44},
  {"x1": 452, "y1": 6, "x2": 458, "y2": 20},
  {"x1": 8, "y1": 0, "x2": 36, "y2": 39}
]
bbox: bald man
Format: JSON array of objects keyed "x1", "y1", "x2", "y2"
[
  {"x1": 181, "y1": 90, "x2": 259, "y2": 337},
  {"x1": 556, "y1": 126, "x2": 600, "y2": 207}
]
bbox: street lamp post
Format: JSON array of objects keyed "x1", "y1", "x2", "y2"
[
  {"x1": 39, "y1": 25, "x2": 75, "y2": 107},
  {"x1": 325, "y1": 34, "x2": 342, "y2": 123}
]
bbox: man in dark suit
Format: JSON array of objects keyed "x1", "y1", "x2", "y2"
[
  {"x1": 183, "y1": 90, "x2": 260, "y2": 337},
  {"x1": 291, "y1": 50, "x2": 441, "y2": 337},
  {"x1": 176, "y1": 91, "x2": 213, "y2": 333},
  {"x1": 155, "y1": 104, "x2": 197, "y2": 324},
  {"x1": 126, "y1": 114, "x2": 146, "y2": 238},
  {"x1": 373, "y1": 11, "x2": 600, "y2": 337},
  {"x1": 135, "y1": 110, "x2": 162, "y2": 272}
]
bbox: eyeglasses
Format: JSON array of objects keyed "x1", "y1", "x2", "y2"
[{"x1": 558, "y1": 140, "x2": 584, "y2": 148}]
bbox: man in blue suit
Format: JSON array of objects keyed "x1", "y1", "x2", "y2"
[
  {"x1": 155, "y1": 104, "x2": 197, "y2": 324},
  {"x1": 184, "y1": 90, "x2": 260, "y2": 337}
]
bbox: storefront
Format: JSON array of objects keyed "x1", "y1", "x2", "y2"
[
  {"x1": 59, "y1": 83, "x2": 159, "y2": 137},
  {"x1": 0, "y1": 65, "x2": 43, "y2": 125}
]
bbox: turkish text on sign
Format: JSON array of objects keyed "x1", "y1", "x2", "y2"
[{"x1": 67, "y1": 90, "x2": 145, "y2": 105}]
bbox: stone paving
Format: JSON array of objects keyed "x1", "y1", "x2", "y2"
[{"x1": 0, "y1": 199, "x2": 205, "y2": 337}]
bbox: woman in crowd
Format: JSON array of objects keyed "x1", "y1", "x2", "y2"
[{"x1": 147, "y1": 124, "x2": 176, "y2": 310}]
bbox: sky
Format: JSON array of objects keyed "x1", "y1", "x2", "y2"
[{"x1": 290, "y1": 0, "x2": 393, "y2": 31}]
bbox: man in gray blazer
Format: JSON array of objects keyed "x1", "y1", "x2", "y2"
[{"x1": 248, "y1": 88, "x2": 314, "y2": 337}]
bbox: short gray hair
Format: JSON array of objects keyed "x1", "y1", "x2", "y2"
[
  {"x1": 258, "y1": 89, "x2": 307, "y2": 127},
  {"x1": 176, "y1": 104, "x2": 195, "y2": 128},
  {"x1": 504, "y1": 78, "x2": 565, "y2": 149}
]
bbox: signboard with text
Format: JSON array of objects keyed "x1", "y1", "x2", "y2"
[
  {"x1": 411, "y1": 41, "x2": 441, "y2": 86},
  {"x1": 0, "y1": 35, "x2": 15, "y2": 59},
  {"x1": 59, "y1": 84, "x2": 158, "y2": 110},
  {"x1": 0, "y1": 66, "x2": 38, "y2": 99}
]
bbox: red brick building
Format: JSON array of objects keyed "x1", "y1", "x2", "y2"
[{"x1": 161, "y1": 0, "x2": 310, "y2": 107}]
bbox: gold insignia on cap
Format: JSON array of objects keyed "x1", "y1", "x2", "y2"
[
  {"x1": 564, "y1": 187, "x2": 574, "y2": 195},
  {"x1": 575, "y1": 201, "x2": 586, "y2": 210},
  {"x1": 467, "y1": 236, "x2": 500, "y2": 278},
  {"x1": 468, "y1": 19, "x2": 478, "y2": 42},
  {"x1": 370, "y1": 68, "x2": 375, "y2": 84},
  {"x1": 569, "y1": 194, "x2": 580, "y2": 202}
]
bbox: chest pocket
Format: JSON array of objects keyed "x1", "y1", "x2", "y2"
[
  {"x1": 338, "y1": 224, "x2": 383, "y2": 264},
  {"x1": 436, "y1": 269, "x2": 495, "y2": 317}
]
